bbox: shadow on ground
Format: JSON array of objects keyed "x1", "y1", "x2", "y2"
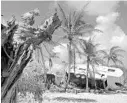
[{"x1": 53, "y1": 97, "x2": 97, "y2": 102}]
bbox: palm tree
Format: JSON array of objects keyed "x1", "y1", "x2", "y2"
[
  {"x1": 98, "y1": 46, "x2": 125, "y2": 90},
  {"x1": 90, "y1": 55, "x2": 104, "y2": 90},
  {"x1": 102, "y1": 46, "x2": 125, "y2": 67},
  {"x1": 1, "y1": 9, "x2": 61, "y2": 103},
  {"x1": 57, "y1": 2, "x2": 101, "y2": 91},
  {"x1": 79, "y1": 38, "x2": 104, "y2": 91},
  {"x1": 34, "y1": 42, "x2": 58, "y2": 89}
]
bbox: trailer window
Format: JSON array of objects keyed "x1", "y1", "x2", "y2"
[{"x1": 108, "y1": 69, "x2": 115, "y2": 72}]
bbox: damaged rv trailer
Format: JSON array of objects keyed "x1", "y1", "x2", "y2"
[
  {"x1": 46, "y1": 63, "x2": 124, "y2": 90},
  {"x1": 68, "y1": 64, "x2": 124, "y2": 90}
]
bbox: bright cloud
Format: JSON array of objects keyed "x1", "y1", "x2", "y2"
[
  {"x1": 94, "y1": 12, "x2": 127, "y2": 49},
  {"x1": 111, "y1": 35, "x2": 124, "y2": 44},
  {"x1": 95, "y1": 12, "x2": 119, "y2": 31},
  {"x1": 52, "y1": 43, "x2": 69, "y2": 63},
  {"x1": 96, "y1": 12, "x2": 119, "y2": 25},
  {"x1": 94, "y1": 12, "x2": 120, "y2": 48},
  {"x1": 111, "y1": 33, "x2": 127, "y2": 49}
]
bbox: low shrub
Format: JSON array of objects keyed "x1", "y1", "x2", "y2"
[{"x1": 17, "y1": 60, "x2": 45, "y2": 102}]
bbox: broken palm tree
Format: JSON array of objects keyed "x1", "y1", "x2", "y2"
[{"x1": 1, "y1": 8, "x2": 61, "y2": 103}]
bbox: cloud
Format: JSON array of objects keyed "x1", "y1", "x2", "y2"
[
  {"x1": 96, "y1": 12, "x2": 119, "y2": 25},
  {"x1": 110, "y1": 28, "x2": 127, "y2": 49},
  {"x1": 94, "y1": 12, "x2": 120, "y2": 48},
  {"x1": 52, "y1": 43, "x2": 69, "y2": 63},
  {"x1": 95, "y1": 12, "x2": 119, "y2": 31},
  {"x1": 111, "y1": 35, "x2": 124, "y2": 44},
  {"x1": 111, "y1": 33, "x2": 127, "y2": 68},
  {"x1": 65, "y1": 1, "x2": 120, "y2": 16},
  {"x1": 93, "y1": 12, "x2": 127, "y2": 68},
  {"x1": 94, "y1": 12, "x2": 127, "y2": 48}
]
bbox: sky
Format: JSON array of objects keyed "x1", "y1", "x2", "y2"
[{"x1": 1, "y1": 0, "x2": 127, "y2": 68}]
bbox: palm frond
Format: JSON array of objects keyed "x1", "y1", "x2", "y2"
[
  {"x1": 43, "y1": 43, "x2": 52, "y2": 57},
  {"x1": 109, "y1": 46, "x2": 125, "y2": 60},
  {"x1": 113, "y1": 49, "x2": 125, "y2": 53},
  {"x1": 75, "y1": 23, "x2": 93, "y2": 32},
  {"x1": 69, "y1": 10, "x2": 72, "y2": 28},
  {"x1": 71, "y1": 41, "x2": 82, "y2": 57},
  {"x1": 60, "y1": 26, "x2": 69, "y2": 33},
  {"x1": 57, "y1": 3, "x2": 68, "y2": 27},
  {"x1": 113, "y1": 58, "x2": 124, "y2": 66},
  {"x1": 80, "y1": 28, "x2": 103, "y2": 35},
  {"x1": 111, "y1": 52, "x2": 124, "y2": 58},
  {"x1": 56, "y1": 35, "x2": 68, "y2": 43},
  {"x1": 110, "y1": 46, "x2": 120, "y2": 53},
  {"x1": 72, "y1": 10, "x2": 76, "y2": 21},
  {"x1": 73, "y1": 13, "x2": 85, "y2": 30},
  {"x1": 82, "y1": 1, "x2": 91, "y2": 10},
  {"x1": 97, "y1": 50, "x2": 108, "y2": 56},
  {"x1": 73, "y1": 1, "x2": 90, "y2": 28},
  {"x1": 79, "y1": 39, "x2": 87, "y2": 51},
  {"x1": 90, "y1": 57, "x2": 104, "y2": 65},
  {"x1": 103, "y1": 55, "x2": 109, "y2": 60}
]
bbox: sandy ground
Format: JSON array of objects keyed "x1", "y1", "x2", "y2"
[{"x1": 43, "y1": 92, "x2": 127, "y2": 103}]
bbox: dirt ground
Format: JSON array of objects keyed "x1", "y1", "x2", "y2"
[{"x1": 42, "y1": 92, "x2": 127, "y2": 103}]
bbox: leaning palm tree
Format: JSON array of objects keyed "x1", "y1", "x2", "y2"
[
  {"x1": 57, "y1": 2, "x2": 102, "y2": 91},
  {"x1": 1, "y1": 9, "x2": 61, "y2": 103},
  {"x1": 102, "y1": 46, "x2": 125, "y2": 67}
]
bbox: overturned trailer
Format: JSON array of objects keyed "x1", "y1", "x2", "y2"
[
  {"x1": 67, "y1": 64, "x2": 124, "y2": 90},
  {"x1": 45, "y1": 63, "x2": 124, "y2": 90}
]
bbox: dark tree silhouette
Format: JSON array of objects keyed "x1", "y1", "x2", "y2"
[{"x1": 1, "y1": 8, "x2": 61, "y2": 103}]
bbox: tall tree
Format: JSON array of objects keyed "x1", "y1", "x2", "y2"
[
  {"x1": 57, "y1": 2, "x2": 101, "y2": 91},
  {"x1": 90, "y1": 54, "x2": 104, "y2": 90},
  {"x1": 79, "y1": 38, "x2": 104, "y2": 91},
  {"x1": 1, "y1": 8, "x2": 61, "y2": 103},
  {"x1": 34, "y1": 42, "x2": 59, "y2": 89}
]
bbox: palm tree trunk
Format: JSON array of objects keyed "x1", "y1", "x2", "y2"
[
  {"x1": 86, "y1": 56, "x2": 90, "y2": 92},
  {"x1": 65, "y1": 40, "x2": 72, "y2": 91},
  {"x1": 102, "y1": 58, "x2": 110, "y2": 90},
  {"x1": 74, "y1": 48, "x2": 76, "y2": 74},
  {"x1": 1, "y1": 43, "x2": 32, "y2": 103},
  {"x1": 92, "y1": 65, "x2": 97, "y2": 90},
  {"x1": 107, "y1": 58, "x2": 110, "y2": 66},
  {"x1": 39, "y1": 46, "x2": 47, "y2": 89}
]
